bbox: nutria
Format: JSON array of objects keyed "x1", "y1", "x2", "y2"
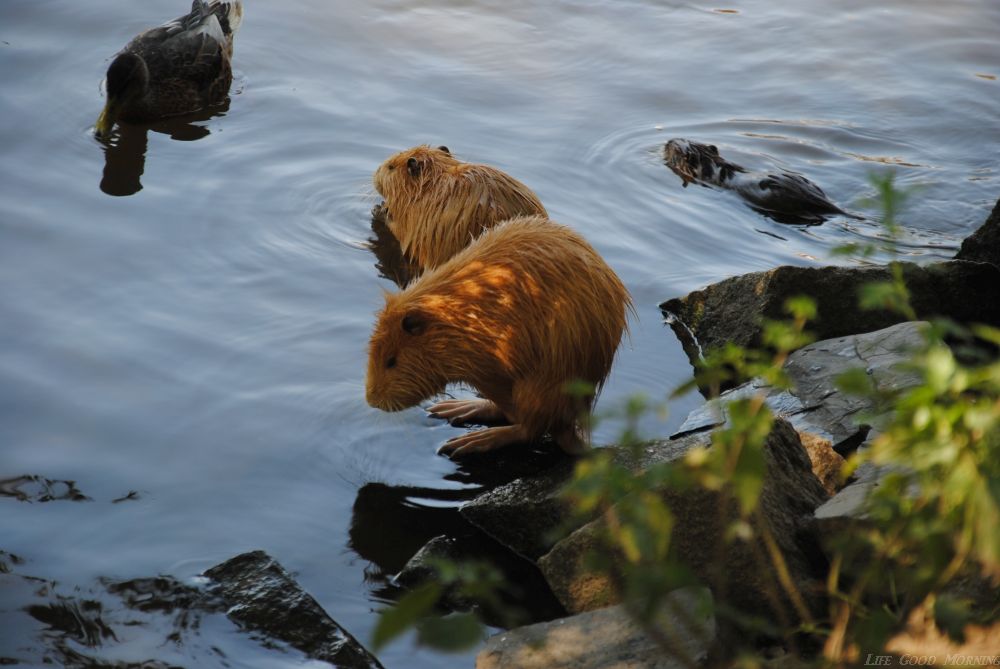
[
  {"x1": 372, "y1": 145, "x2": 547, "y2": 269},
  {"x1": 366, "y1": 215, "x2": 633, "y2": 458},
  {"x1": 663, "y1": 139, "x2": 859, "y2": 224}
]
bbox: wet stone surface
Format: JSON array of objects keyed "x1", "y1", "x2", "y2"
[
  {"x1": 476, "y1": 587, "x2": 716, "y2": 669},
  {"x1": 204, "y1": 550, "x2": 385, "y2": 669},
  {"x1": 670, "y1": 322, "x2": 928, "y2": 454}
]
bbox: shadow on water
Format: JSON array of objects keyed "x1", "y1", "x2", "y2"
[
  {"x1": 98, "y1": 100, "x2": 229, "y2": 197},
  {"x1": 348, "y1": 479, "x2": 566, "y2": 627}
]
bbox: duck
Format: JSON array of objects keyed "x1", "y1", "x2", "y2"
[
  {"x1": 95, "y1": 0, "x2": 243, "y2": 138},
  {"x1": 663, "y1": 138, "x2": 860, "y2": 224}
]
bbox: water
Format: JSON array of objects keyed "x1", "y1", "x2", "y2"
[{"x1": 0, "y1": 0, "x2": 997, "y2": 666}]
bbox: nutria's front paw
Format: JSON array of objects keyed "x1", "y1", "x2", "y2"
[
  {"x1": 427, "y1": 398, "x2": 506, "y2": 426},
  {"x1": 437, "y1": 425, "x2": 528, "y2": 459}
]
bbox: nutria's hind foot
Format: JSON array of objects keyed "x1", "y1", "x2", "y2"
[
  {"x1": 437, "y1": 424, "x2": 530, "y2": 459},
  {"x1": 428, "y1": 398, "x2": 508, "y2": 426}
]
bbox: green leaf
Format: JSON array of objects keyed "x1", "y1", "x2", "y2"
[
  {"x1": 934, "y1": 596, "x2": 973, "y2": 643},
  {"x1": 784, "y1": 296, "x2": 817, "y2": 321},
  {"x1": 416, "y1": 612, "x2": 485, "y2": 652},
  {"x1": 371, "y1": 582, "x2": 442, "y2": 651},
  {"x1": 836, "y1": 367, "x2": 875, "y2": 396}
]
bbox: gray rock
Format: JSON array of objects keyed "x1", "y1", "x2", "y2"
[
  {"x1": 392, "y1": 533, "x2": 567, "y2": 627},
  {"x1": 457, "y1": 457, "x2": 580, "y2": 561},
  {"x1": 659, "y1": 261, "x2": 1000, "y2": 381},
  {"x1": 476, "y1": 587, "x2": 715, "y2": 669},
  {"x1": 204, "y1": 551, "x2": 384, "y2": 669},
  {"x1": 459, "y1": 436, "x2": 706, "y2": 562},
  {"x1": 956, "y1": 197, "x2": 1000, "y2": 268},
  {"x1": 672, "y1": 322, "x2": 929, "y2": 455},
  {"x1": 538, "y1": 421, "x2": 829, "y2": 623}
]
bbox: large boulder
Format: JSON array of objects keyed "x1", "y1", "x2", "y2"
[
  {"x1": 659, "y1": 261, "x2": 1000, "y2": 377},
  {"x1": 476, "y1": 587, "x2": 715, "y2": 669},
  {"x1": 956, "y1": 196, "x2": 1000, "y2": 268},
  {"x1": 537, "y1": 421, "x2": 829, "y2": 624}
]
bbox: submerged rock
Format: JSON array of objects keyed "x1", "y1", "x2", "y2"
[
  {"x1": 204, "y1": 550, "x2": 384, "y2": 669},
  {"x1": 956, "y1": 196, "x2": 1000, "y2": 268},
  {"x1": 476, "y1": 587, "x2": 715, "y2": 669},
  {"x1": 659, "y1": 261, "x2": 1000, "y2": 384}
]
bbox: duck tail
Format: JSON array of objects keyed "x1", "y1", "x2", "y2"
[{"x1": 203, "y1": 0, "x2": 243, "y2": 38}]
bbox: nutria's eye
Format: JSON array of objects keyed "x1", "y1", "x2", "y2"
[
  {"x1": 401, "y1": 312, "x2": 426, "y2": 335},
  {"x1": 386, "y1": 356, "x2": 397, "y2": 369},
  {"x1": 407, "y1": 157, "x2": 421, "y2": 178},
  {"x1": 437, "y1": 145, "x2": 450, "y2": 155}
]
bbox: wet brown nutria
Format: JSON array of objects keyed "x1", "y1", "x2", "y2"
[
  {"x1": 366, "y1": 215, "x2": 633, "y2": 458},
  {"x1": 663, "y1": 138, "x2": 860, "y2": 224},
  {"x1": 372, "y1": 145, "x2": 547, "y2": 270}
]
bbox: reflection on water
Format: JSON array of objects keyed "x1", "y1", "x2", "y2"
[
  {"x1": 349, "y1": 481, "x2": 565, "y2": 627},
  {"x1": 368, "y1": 203, "x2": 419, "y2": 288},
  {"x1": 98, "y1": 101, "x2": 229, "y2": 196}
]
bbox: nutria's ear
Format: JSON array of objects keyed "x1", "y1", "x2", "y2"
[
  {"x1": 437, "y1": 145, "x2": 450, "y2": 155},
  {"x1": 401, "y1": 311, "x2": 427, "y2": 335},
  {"x1": 407, "y1": 157, "x2": 422, "y2": 178}
]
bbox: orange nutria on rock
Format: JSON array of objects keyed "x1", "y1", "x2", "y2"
[
  {"x1": 372, "y1": 145, "x2": 547, "y2": 270},
  {"x1": 366, "y1": 215, "x2": 633, "y2": 458}
]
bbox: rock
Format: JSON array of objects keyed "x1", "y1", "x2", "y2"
[
  {"x1": 798, "y1": 433, "x2": 844, "y2": 496},
  {"x1": 458, "y1": 458, "x2": 579, "y2": 561},
  {"x1": 538, "y1": 420, "x2": 829, "y2": 624},
  {"x1": 475, "y1": 587, "x2": 715, "y2": 669},
  {"x1": 956, "y1": 197, "x2": 1000, "y2": 268},
  {"x1": 204, "y1": 551, "x2": 384, "y2": 669},
  {"x1": 459, "y1": 437, "x2": 704, "y2": 562},
  {"x1": 886, "y1": 608, "x2": 1000, "y2": 658},
  {"x1": 813, "y1": 453, "x2": 884, "y2": 532},
  {"x1": 671, "y1": 322, "x2": 929, "y2": 456},
  {"x1": 659, "y1": 261, "x2": 1000, "y2": 382},
  {"x1": 393, "y1": 533, "x2": 566, "y2": 627}
]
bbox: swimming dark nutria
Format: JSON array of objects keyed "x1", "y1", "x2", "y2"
[
  {"x1": 663, "y1": 139, "x2": 858, "y2": 224},
  {"x1": 96, "y1": 0, "x2": 243, "y2": 138},
  {"x1": 365, "y1": 215, "x2": 633, "y2": 458},
  {"x1": 372, "y1": 145, "x2": 547, "y2": 269}
]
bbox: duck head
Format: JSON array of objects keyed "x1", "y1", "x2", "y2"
[{"x1": 96, "y1": 52, "x2": 148, "y2": 139}]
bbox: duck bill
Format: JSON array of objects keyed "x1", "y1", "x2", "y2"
[{"x1": 95, "y1": 99, "x2": 119, "y2": 139}]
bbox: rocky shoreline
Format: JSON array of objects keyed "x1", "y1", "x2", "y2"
[{"x1": 2, "y1": 199, "x2": 997, "y2": 667}]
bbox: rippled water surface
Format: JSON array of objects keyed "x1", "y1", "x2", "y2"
[{"x1": 1, "y1": 0, "x2": 997, "y2": 665}]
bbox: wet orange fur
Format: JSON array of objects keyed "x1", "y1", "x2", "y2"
[
  {"x1": 372, "y1": 145, "x2": 547, "y2": 270},
  {"x1": 366, "y1": 216, "x2": 634, "y2": 449}
]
